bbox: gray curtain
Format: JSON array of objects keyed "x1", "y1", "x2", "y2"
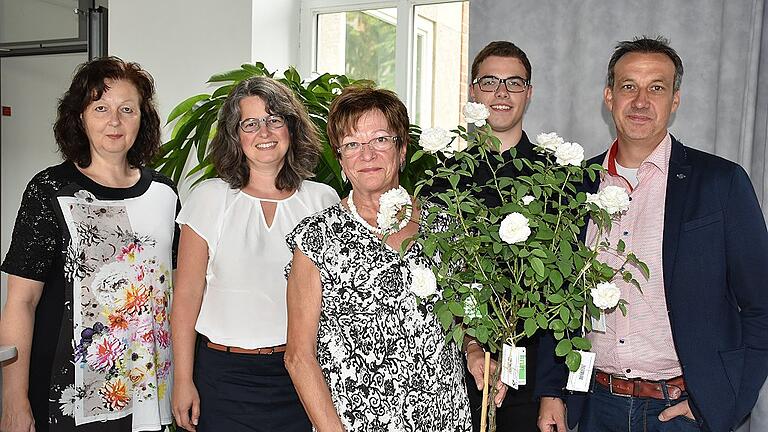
[
  {"x1": 468, "y1": 1, "x2": 767, "y2": 430},
  {"x1": 469, "y1": 0, "x2": 767, "y2": 216}
]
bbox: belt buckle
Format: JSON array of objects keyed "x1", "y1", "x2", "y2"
[
  {"x1": 608, "y1": 375, "x2": 632, "y2": 398},
  {"x1": 262, "y1": 347, "x2": 276, "y2": 355}
]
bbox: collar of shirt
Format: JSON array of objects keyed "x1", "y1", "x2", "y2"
[{"x1": 603, "y1": 133, "x2": 672, "y2": 190}]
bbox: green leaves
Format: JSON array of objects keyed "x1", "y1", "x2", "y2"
[{"x1": 153, "y1": 63, "x2": 436, "y2": 197}]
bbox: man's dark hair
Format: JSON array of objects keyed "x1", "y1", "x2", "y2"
[
  {"x1": 606, "y1": 36, "x2": 684, "y2": 92},
  {"x1": 471, "y1": 41, "x2": 532, "y2": 82}
]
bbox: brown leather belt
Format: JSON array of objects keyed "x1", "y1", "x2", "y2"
[
  {"x1": 205, "y1": 340, "x2": 286, "y2": 355},
  {"x1": 595, "y1": 370, "x2": 686, "y2": 400}
]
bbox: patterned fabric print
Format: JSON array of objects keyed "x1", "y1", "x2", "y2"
[
  {"x1": 288, "y1": 204, "x2": 471, "y2": 431},
  {"x1": 58, "y1": 194, "x2": 172, "y2": 423}
]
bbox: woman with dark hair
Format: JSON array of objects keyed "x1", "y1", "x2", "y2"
[
  {"x1": 0, "y1": 57, "x2": 178, "y2": 431},
  {"x1": 284, "y1": 86, "x2": 502, "y2": 431},
  {"x1": 170, "y1": 76, "x2": 338, "y2": 432}
]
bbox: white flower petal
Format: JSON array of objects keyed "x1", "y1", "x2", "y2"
[{"x1": 499, "y1": 212, "x2": 531, "y2": 244}]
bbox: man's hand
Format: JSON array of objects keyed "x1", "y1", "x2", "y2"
[
  {"x1": 537, "y1": 396, "x2": 567, "y2": 432},
  {"x1": 465, "y1": 347, "x2": 508, "y2": 407},
  {"x1": 658, "y1": 399, "x2": 696, "y2": 422}
]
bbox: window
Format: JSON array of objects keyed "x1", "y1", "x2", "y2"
[{"x1": 301, "y1": 0, "x2": 469, "y2": 129}]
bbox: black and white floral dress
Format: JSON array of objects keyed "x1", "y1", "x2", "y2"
[{"x1": 287, "y1": 203, "x2": 471, "y2": 432}]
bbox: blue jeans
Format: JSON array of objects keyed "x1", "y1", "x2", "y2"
[{"x1": 579, "y1": 380, "x2": 703, "y2": 432}]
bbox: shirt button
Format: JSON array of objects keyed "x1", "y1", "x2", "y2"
[
  {"x1": 629, "y1": 197, "x2": 633, "y2": 201},
  {"x1": 619, "y1": 339, "x2": 625, "y2": 344},
  {"x1": 623, "y1": 231, "x2": 629, "y2": 236},
  {"x1": 626, "y1": 369, "x2": 632, "y2": 374}
]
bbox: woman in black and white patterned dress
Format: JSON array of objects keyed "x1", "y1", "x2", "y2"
[{"x1": 285, "y1": 87, "x2": 502, "y2": 431}]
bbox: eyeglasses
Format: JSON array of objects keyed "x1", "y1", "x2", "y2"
[
  {"x1": 337, "y1": 136, "x2": 399, "y2": 157},
  {"x1": 472, "y1": 75, "x2": 530, "y2": 93},
  {"x1": 239, "y1": 115, "x2": 286, "y2": 133}
]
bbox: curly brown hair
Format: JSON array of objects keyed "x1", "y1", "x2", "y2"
[
  {"x1": 326, "y1": 85, "x2": 409, "y2": 161},
  {"x1": 210, "y1": 76, "x2": 321, "y2": 190},
  {"x1": 53, "y1": 56, "x2": 161, "y2": 168}
]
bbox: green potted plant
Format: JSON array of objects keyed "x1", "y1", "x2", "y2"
[{"x1": 152, "y1": 63, "x2": 437, "y2": 195}]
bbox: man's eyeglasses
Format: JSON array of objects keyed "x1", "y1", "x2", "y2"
[
  {"x1": 472, "y1": 75, "x2": 530, "y2": 93},
  {"x1": 239, "y1": 115, "x2": 286, "y2": 133},
  {"x1": 337, "y1": 136, "x2": 399, "y2": 157}
]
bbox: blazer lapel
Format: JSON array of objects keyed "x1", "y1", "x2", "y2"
[{"x1": 662, "y1": 137, "x2": 692, "y2": 293}]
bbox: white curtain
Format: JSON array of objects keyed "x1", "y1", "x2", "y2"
[{"x1": 468, "y1": 1, "x2": 768, "y2": 430}]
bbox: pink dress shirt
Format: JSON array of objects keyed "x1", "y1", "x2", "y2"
[{"x1": 586, "y1": 134, "x2": 683, "y2": 380}]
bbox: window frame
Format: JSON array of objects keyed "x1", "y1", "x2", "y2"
[{"x1": 299, "y1": 0, "x2": 462, "y2": 117}]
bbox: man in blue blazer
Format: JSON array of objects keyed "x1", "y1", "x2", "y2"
[{"x1": 535, "y1": 36, "x2": 768, "y2": 432}]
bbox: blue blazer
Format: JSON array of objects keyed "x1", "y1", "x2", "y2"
[{"x1": 534, "y1": 136, "x2": 768, "y2": 432}]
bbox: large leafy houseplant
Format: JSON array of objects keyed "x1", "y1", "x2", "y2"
[
  {"x1": 413, "y1": 108, "x2": 646, "y2": 431},
  {"x1": 151, "y1": 63, "x2": 436, "y2": 196}
]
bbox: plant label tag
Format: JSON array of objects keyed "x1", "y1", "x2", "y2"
[
  {"x1": 591, "y1": 311, "x2": 607, "y2": 332},
  {"x1": 566, "y1": 351, "x2": 596, "y2": 392},
  {"x1": 500, "y1": 343, "x2": 519, "y2": 389},
  {"x1": 516, "y1": 347, "x2": 527, "y2": 386}
]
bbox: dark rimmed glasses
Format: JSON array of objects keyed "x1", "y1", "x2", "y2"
[{"x1": 472, "y1": 75, "x2": 530, "y2": 93}]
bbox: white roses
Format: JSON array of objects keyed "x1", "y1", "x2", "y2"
[
  {"x1": 535, "y1": 132, "x2": 564, "y2": 153},
  {"x1": 409, "y1": 262, "x2": 438, "y2": 298},
  {"x1": 463, "y1": 102, "x2": 490, "y2": 127},
  {"x1": 521, "y1": 195, "x2": 535, "y2": 206},
  {"x1": 590, "y1": 282, "x2": 621, "y2": 309},
  {"x1": 586, "y1": 185, "x2": 631, "y2": 215},
  {"x1": 554, "y1": 142, "x2": 585, "y2": 166},
  {"x1": 377, "y1": 186, "x2": 412, "y2": 233},
  {"x1": 499, "y1": 212, "x2": 531, "y2": 244},
  {"x1": 419, "y1": 127, "x2": 467, "y2": 158},
  {"x1": 535, "y1": 132, "x2": 585, "y2": 166}
]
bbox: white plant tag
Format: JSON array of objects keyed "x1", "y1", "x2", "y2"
[
  {"x1": 566, "y1": 350, "x2": 596, "y2": 392},
  {"x1": 591, "y1": 311, "x2": 607, "y2": 332},
  {"x1": 516, "y1": 347, "x2": 527, "y2": 386},
  {"x1": 500, "y1": 343, "x2": 519, "y2": 389}
]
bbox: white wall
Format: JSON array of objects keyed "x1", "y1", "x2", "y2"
[
  {"x1": 109, "y1": 0, "x2": 253, "y2": 137},
  {"x1": 252, "y1": 0, "x2": 301, "y2": 72},
  {"x1": 0, "y1": 53, "x2": 87, "y2": 305}
]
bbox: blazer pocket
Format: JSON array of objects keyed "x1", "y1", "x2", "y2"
[
  {"x1": 682, "y1": 211, "x2": 723, "y2": 231},
  {"x1": 719, "y1": 347, "x2": 745, "y2": 397}
]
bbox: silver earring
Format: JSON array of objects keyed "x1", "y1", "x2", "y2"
[
  {"x1": 399, "y1": 161, "x2": 405, "y2": 172},
  {"x1": 341, "y1": 171, "x2": 347, "y2": 183}
]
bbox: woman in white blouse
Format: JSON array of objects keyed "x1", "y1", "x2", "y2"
[{"x1": 170, "y1": 76, "x2": 338, "y2": 432}]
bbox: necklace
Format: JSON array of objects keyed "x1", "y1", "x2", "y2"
[{"x1": 347, "y1": 187, "x2": 412, "y2": 235}]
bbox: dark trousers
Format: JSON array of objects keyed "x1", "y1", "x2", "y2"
[
  {"x1": 465, "y1": 366, "x2": 539, "y2": 432},
  {"x1": 579, "y1": 382, "x2": 703, "y2": 432},
  {"x1": 192, "y1": 341, "x2": 311, "y2": 432}
]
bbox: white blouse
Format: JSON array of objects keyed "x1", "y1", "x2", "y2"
[{"x1": 177, "y1": 178, "x2": 339, "y2": 349}]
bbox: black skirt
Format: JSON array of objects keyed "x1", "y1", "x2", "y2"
[{"x1": 192, "y1": 340, "x2": 311, "y2": 432}]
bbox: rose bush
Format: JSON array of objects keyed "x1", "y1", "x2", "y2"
[{"x1": 411, "y1": 115, "x2": 647, "y2": 373}]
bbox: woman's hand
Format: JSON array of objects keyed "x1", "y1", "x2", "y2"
[
  {"x1": 465, "y1": 342, "x2": 508, "y2": 407},
  {"x1": 0, "y1": 395, "x2": 35, "y2": 432},
  {"x1": 0, "y1": 276, "x2": 43, "y2": 432},
  {"x1": 171, "y1": 379, "x2": 200, "y2": 431}
]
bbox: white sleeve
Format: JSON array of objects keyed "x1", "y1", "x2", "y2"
[
  {"x1": 176, "y1": 179, "x2": 229, "y2": 249},
  {"x1": 302, "y1": 181, "x2": 340, "y2": 211}
]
